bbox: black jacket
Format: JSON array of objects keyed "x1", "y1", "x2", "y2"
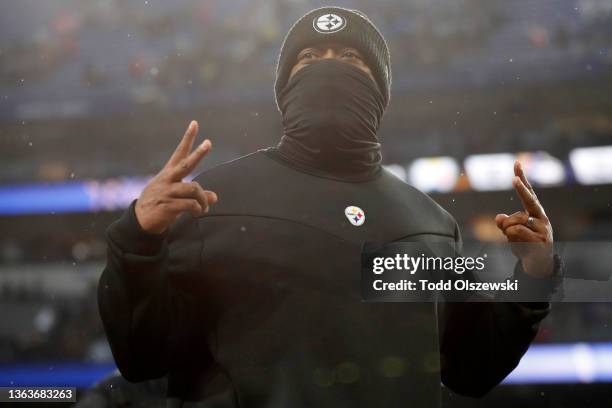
[{"x1": 98, "y1": 148, "x2": 549, "y2": 407}]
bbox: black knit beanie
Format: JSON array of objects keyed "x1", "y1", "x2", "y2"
[{"x1": 274, "y1": 6, "x2": 392, "y2": 112}]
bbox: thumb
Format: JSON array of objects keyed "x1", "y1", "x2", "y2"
[{"x1": 495, "y1": 213, "x2": 508, "y2": 230}]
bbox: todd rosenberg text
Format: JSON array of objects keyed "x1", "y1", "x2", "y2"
[{"x1": 372, "y1": 279, "x2": 520, "y2": 292}]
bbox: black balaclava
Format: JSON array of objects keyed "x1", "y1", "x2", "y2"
[
  {"x1": 276, "y1": 58, "x2": 385, "y2": 179},
  {"x1": 270, "y1": 7, "x2": 392, "y2": 181}
]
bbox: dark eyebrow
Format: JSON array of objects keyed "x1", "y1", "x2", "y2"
[
  {"x1": 297, "y1": 46, "x2": 363, "y2": 60},
  {"x1": 296, "y1": 47, "x2": 320, "y2": 60},
  {"x1": 341, "y1": 47, "x2": 363, "y2": 57}
]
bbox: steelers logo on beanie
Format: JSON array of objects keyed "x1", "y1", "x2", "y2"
[
  {"x1": 313, "y1": 13, "x2": 347, "y2": 33},
  {"x1": 274, "y1": 6, "x2": 392, "y2": 113}
]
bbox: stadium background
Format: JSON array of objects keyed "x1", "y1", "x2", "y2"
[{"x1": 1, "y1": 0, "x2": 611, "y2": 406}]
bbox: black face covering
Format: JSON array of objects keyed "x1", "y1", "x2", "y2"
[{"x1": 275, "y1": 59, "x2": 385, "y2": 180}]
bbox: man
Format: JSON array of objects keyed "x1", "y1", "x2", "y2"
[{"x1": 98, "y1": 6, "x2": 558, "y2": 407}]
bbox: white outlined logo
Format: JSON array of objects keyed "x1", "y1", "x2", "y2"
[
  {"x1": 345, "y1": 206, "x2": 366, "y2": 226},
  {"x1": 313, "y1": 13, "x2": 346, "y2": 34}
]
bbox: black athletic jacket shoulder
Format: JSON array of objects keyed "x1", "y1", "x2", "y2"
[{"x1": 98, "y1": 149, "x2": 550, "y2": 407}]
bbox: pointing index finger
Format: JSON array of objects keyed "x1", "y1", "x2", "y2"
[
  {"x1": 514, "y1": 161, "x2": 535, "y2": 194},
  {"x1": 167, "y1": 120, "x2": 199, "y2": 167},
  {"x1": 513, "y1": 176, "x2": 545, "y2": 218},
  {"x1": 169, "y1": 138, "x2": 212, "y2": 181}
]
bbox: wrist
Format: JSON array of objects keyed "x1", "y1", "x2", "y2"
[
  {"x1": 135, "y1": 199, "x2": 167, "y2": 235},
  {"x1": 521, "y1": 253, "x2": 554, "y2": 278},
  {"x1": 107, "y1": 199, "x2": 168, "y2": 256}
]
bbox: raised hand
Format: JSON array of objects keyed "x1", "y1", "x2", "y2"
[
  {"x1": 135, "y1": 120, "x2": 218, "y2": 234},
  {"x1": 495, "y1": 161, "x2": 554, "y2": 277}
]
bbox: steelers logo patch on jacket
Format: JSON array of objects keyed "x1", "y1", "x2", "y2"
[{"x1": 344, "y1": 205, "x2": 366, "y2": 226}]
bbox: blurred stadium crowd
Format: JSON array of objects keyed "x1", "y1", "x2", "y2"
[
  {"x1": 1, "y1": 0, "x2": 612, "y2": 406},
  {"x1": 1, "y1": 0, "x2": 612, "y2": 179}
]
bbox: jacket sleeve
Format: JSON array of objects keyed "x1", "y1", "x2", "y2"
[
  {"x1": 438, "y1": 222, "x2": 552, "y2": 398},
  {"x1": 98, "y1": 199, "x2": 203, "y2": 382}
]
